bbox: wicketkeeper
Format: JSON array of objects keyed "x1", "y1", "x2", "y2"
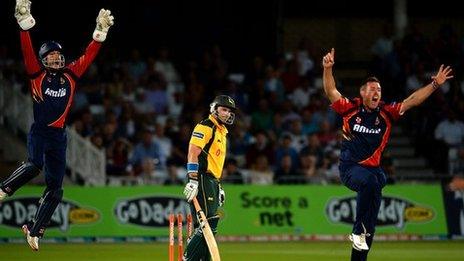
[{"x1": 0, "y1": 0, "x2": 114, "y2": 251}]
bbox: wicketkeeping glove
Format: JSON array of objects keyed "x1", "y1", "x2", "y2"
[
  {"x1": 183, "y1": 179, "x2": 199, "y2": 202},
  {"x1": 219, "y1": 184, "x2": 225, "y2": 206},
  {"x1": 15, "y1": 0, "x2": 35, "y2": 30},
  {"x1": 93, "y1": 8, "x2": 114, "y2": 42}
]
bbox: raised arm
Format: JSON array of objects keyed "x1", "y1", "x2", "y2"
[
  {"x1": 15, "y1": 0, "x2": 41, "y2": 75},
  {"x1": 20, "y1": 31, "x2": 41, "y2": 76},
  {"x1": 67, "y1": 41, "x2": 102, "y2": 78},
  {"x1": 322, "y1": 48, "x2": 342, "y2": 103},
  {"x1": 400, "y1": 65, "x2": 453, "y2": 114},
  {"x1": 68, "y1": 8, "x2": 114, "y2": 77},
  {"x1": 15, "y1": 0, "x2": 35, "y2": 31}
]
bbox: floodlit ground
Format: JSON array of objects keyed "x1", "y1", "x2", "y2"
[{"x1": 1, "y1": 241, "x2": 463, "y2": 261}]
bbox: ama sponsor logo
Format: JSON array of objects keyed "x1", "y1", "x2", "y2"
[
  {"x1": 45, "y1": 87, "x2": 66, "y2": 98},
  {"x1": 326, "y1": 195, "x2": 434, "y2": 229},
  {"x1": 353, "y1": 124, "x2": 381, "y2": 134},
  {"x1": 0, "y1": 197, "x2": 99, "y2": 231}
]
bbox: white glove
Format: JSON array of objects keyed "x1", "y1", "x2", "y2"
[
  {"x1": 93, "y1": 8, "x2": 114, "y2": 42},
  {"x1": 183, "y1": 179, "x2": 198, "y2": 202},
  {"x1": 15, "y1": 0, "x2": 35, "y2": 30},
  {"x1": 219, "y1": 185, "x2": 225, "y2": 206}
]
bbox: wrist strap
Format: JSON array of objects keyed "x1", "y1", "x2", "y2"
[
  {"x1": 18, "y1": 16, "x2": 35, "y2": 31},
  {"x1": 187, "y1": 163, "x2": 199, "y2": 173},
  {"x1": 187, "y1": 163, "x2": 199, "y2": 180},
  {"x1": 431, "y1": 80, "x2": 440, "y2": 90},
  {"x1": 93, "y1": 30, "x2": 107, "y2": 42}
]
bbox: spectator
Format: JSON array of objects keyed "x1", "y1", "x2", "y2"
[
  {"x1": 145, "y1": 75, "x2": 168, "y2": 115},
  {"x1": 164, "y1": 163, "x2": 184, "y2": 185},
  {"x1": 281, "y1": 59, "x2": 301, "y2": 93},
  {"x1": 299, "y1": 152, "x2": 325, "y2": 184},
  {"x1": 245, "y1": 131, "x2": 275, "y2": 168},
  {"x1": 275, "y1": 133, "x2": 299, "y2": 169},
  {"x1": 317, "y1": 119, "x2": 336, "y2": 147},
  {"x1": 290, "y1": 77, "x2": 317, "y2": 110},
  {"x1": 264, "y1": 65, "x2": 285, "y2": 105},
  {"x1": 370, "y1": 25, "x2": 394, "y2": 59},
  {"x1": 168, "y1": 123, "x2": 191, "y2": 167},
  {"x1": 248, "y1": 154, "x2": 274, "y2": 185},
  {"x1": 320, "y1": 150, "x2": 340, "y2": 184},
  {"x1": 128, "y1": 127, "x2": 162, "y2": 175},
  {"x1": 152, "y1": 123, "x2": 172, "y2": 169},
  {"x1": 295, "y1": 37, "x2": 315, "y2": 77},
  {"x1": 228, "y1": 120, "x2": 253, "y2": 166},
  {"x1": 115, "y1": 104, "x2": 136, "y2": 141},
  {"x1": 155, "y1": 47, "x2": 180, "y2": 84},
  {"x1": 434, "y1": 110, "x2": 464, "y2": 174},
  {"x1": 127, "y1": 49, "x2": 147, "y2": 82},
  {"x1": 381, "y1": 151, "x2": 397, "y2": 184},
  {"x1": 288, "y1": 119, "x2": 307, "y2": 152},
  {"x1": 222, "y1": 158, "x2": 244, "y2": 184},
  {"x1": 251, "y1": 99, "x2": 274, "y2": 132},
  {"x1": 300, "y1": 108, "x2": 319, "y2": 135},
  {"x1": 138, "y1": 158, "x2": 160, "y2": 184},
  {"x1": 133, "y1": 88, "x2": 155, "y2": 115},
  {"x1": 301, "y1": 134, "x2": 324, "y2": 167},
  {"x1": 106, "y1": 138, "x2": 131, "y2": 177},
  {"x1": 274, "y1": 154, "x2": 302, "y2": 184}
]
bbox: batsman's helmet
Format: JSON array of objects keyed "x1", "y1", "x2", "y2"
[{"x1": 210, "y1": 95, "x2": 236, "y2": 125}]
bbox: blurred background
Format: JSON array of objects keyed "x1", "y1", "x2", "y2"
[
  {"x1": 2, "y1": 0, "x2": 464, "y2": 185},
  {"x1": 1, "y1": 0, "x2": 464, "y2": 250}
]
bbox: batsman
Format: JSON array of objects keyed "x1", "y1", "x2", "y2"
[
  {"x1": 183, "y1": 95, "x2": 237, "y2": 260},
  {"x1": 0, "y1": 0, "x2": 114, "y2": 251}
]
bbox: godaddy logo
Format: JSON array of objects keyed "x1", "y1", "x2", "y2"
[
  {"x1": 114, "y1": 196, "x2": 190, "y2": 227},
  {"x1": 0, "y1": 197, "x2": 99, "y2": 231},
  {"x1": 326, "y1": 195, "x2": 434, "y2": 229}
]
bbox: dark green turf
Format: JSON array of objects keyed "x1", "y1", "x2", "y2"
[{"x1": 0, "y1": 241, "x2": 463, "y2": 260}]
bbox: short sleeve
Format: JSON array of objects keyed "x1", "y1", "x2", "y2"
[
  {"x1": 331, "y1": 97, "x2": 357, "y2": 115},
  {"x1": 383, "y1": 102, "x2": 402, "y2": 121},
  {"x1": 189, "y1": 124, "x2": 213, "y2": 149}
]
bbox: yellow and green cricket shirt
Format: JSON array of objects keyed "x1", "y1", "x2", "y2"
[{"x1": 189, "y1": 115, "x2": 228, "y2": 179}]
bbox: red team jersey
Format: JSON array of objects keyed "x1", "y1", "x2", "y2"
[
  {"x1": 20, "y1": 31, "x2": 101, "y2": 128},
  {"x1": 331, "y1": 97, "x2": 402, "y2": 167}
]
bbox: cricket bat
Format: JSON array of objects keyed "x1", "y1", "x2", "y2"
[{"x1": 192, "y1": 197, "x2": 221, "y2": 261}]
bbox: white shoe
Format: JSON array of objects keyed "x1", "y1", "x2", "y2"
[
  {"x1": 22, "y1": 225, "x2": 39, "y2": 251},
  {"x1": 349, "y1": 233, "x2": 369, "y2": 251},
  {"x1": 0, "y1": 189, "x2": 7, "y2": 201}
]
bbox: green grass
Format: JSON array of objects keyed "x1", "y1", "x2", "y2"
[{"x1": 1, "y1": 241, "x2": 463, "y2": 260}]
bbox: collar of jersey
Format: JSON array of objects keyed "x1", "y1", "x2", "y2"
[{"x1": 208, "y1": 114, "x2": 228, "y2": 133}]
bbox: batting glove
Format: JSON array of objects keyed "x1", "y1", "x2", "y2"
[
  {"x1": 183, "y1": 179, "x2": 199, "y2": 202},
  {"x1": 15, "y1": 0, "x2": 35, "y2": 30},
  {"x1": 93, "y1": 8, "x2": 114, "y2": 42}
]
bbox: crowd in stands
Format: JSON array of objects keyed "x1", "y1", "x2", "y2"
[
  {"x1": 369, "y1": 24, "x2": 464, "y2": 177},
  {"x1": 1, "y1": 23, "x2": 464, "y2": 185}
]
